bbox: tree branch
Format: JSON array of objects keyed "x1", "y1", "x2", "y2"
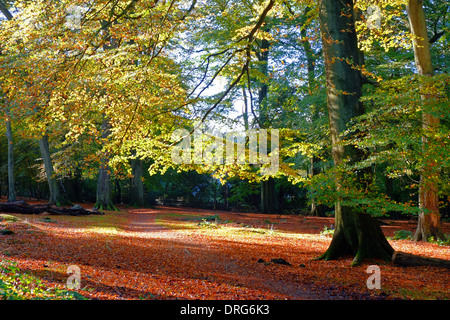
[{"x1": 0, "y1": 0, "x2": 13, "y2": 20}]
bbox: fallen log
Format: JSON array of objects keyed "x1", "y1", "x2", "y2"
[
  {"x1": 392, "y1": 251, "x2": 450, "y2": 269},
  {"x1": 0, "y1": 202, "x2": 104, "y2": 216}
]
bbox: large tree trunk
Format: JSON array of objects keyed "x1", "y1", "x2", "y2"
[
  {"x1": 95, "y1": 117, "x2": 116, "y2": 210},
  {"x1": 261, "y1": 177, "x2": 278, "y2": 214},
  {"x1": 316, "y1": 0, "x2": 394, "y2": 265},
  {"x1": 130, "y1": 158, "x2": 145, "y2": 207},
  {"x1": 257, "y1": 34, "x2": 279, "y2": 214},
  {"x1": 5, "y1": 112, "x2": 16, "y2": 203},
  {"x1": 38, "y1": 134, "x2": 69, "y2": 206},
  {"x1": 407, "y1": 0, "x2": 445, "y2": 242}
]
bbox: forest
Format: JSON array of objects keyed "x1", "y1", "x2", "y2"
[{"x1": 0, "y1": 0, "x2": 449, "y2": 303}]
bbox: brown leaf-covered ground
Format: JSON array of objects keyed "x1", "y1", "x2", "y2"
[{"x1": 1, "y1": 202, "x2": 449, "y2": 300}]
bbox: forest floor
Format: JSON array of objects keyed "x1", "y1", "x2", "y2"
[{"x1": 0, "y1": 201, "x2": 449, "y2": 300}]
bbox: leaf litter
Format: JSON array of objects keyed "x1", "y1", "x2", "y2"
[{"x1": 0, "y1": 203, "x2": 448, "y2": 300}]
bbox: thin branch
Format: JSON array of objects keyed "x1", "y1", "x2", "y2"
[
  {"x1": 187, "y1": 47, "x2": 233, "y2": 98},
  {"x1": 199, "y1": 53, "x2": 249, "y2": 125},
  {"x1": 193, "y1": 49, "x2": 244, "y2": 100},
  {"x1": 246, "y1": 58, "x2": 263, "y2": 129},
  {"x1": 0, "y1": 0, "x2": 13, "y2": 20}
]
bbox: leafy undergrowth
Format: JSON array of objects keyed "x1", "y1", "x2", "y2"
[
  {"x1": 0, "y1": 203, "x2": 449, "y2": 300},
  {"x1": 0, "y1": 260, "x2": 85, "y2": 300}
]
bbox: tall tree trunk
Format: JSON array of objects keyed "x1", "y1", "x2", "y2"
[
  {"x1": 114, "y1": 179, "x2": 122, "y2": 204},
  {"x1": 94, "y1": 21, "x2": 118, "y2": 211},
  {"x1": 38, "y1": 134, "x2": 68, "y2": 206},
  {"x1": 257, "y1": 35, "x2": 279, "y2": 214},
  {"x1": 316, "y1": 0, "x2": 394, "y2": 265},
  {"x1": 95, "y1": 117, "x2": 116, "y2": 210},
  {"x1": 298, "y1": 7, "x2": 322, "y2": 216},
  {"x1": 261, "y1": 178, "x2": 278, "y2": 214},
  {"x1": 130, "y1": 158, "x2": 145, "y2": 207},
  {"x1": 407, "y1": 0, "x2": 445, "y2": 241},
  {"x1": 5, "y1": 112, "x2": 16, "y2": 202}
]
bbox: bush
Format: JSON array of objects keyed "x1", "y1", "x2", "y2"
[
  {"x1": 320, "y1": 225, "x2": 335, "y2": 237},
  {"x1": 392, "y1": 229, "x2": 413, "y2": 240}
]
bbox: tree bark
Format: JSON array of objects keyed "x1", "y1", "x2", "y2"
[
  {"x1": 407, "y1": 0, "x2": 445, "y2": 241},
  {"x1": 316, "y1": 0, "x2": 394, "y2": 265}
]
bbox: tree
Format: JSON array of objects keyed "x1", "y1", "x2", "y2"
[
  {"x1": 0, "y1": 1, "x2": 72, "y2": 206},
  {"x1": 0, "y1": 0, "x2": 191, "y2": 208},
  {"x1": 316, "y1": 0, "x2": 394, "y2": 265},
  {"x1": 407, "y1": 0, "x2": 445, "y2": 241},
  {"x1": 0, "y1": 2, "x2": 16, "y2": 202}
]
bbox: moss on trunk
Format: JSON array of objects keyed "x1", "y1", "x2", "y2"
[{"x1": 316, "y1": 204, "x2": 394, "y2": 266}]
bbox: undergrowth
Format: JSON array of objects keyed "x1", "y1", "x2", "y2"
[{"x1": 0, "y1": 260, "x2": 86, "y2": 300}]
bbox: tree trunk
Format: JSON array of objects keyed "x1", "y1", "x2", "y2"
[
  {"x1": 38, "y1": 134, "x2": 68, "y2": 206},
  {"x1": 299, "y1": 7, "x2": 322, "y2": 217},
  {"x1": 392, "y1": 251, "x2": 450, "y2": 268},
  {"x1": 96, "y1": 164, "x2": 113, "y2": 210},
  {"x1": 94, "y1": 21, "x2": 118, "y2": 211},
  {"x1": 256, "y1": 34, "x2": 278, "y2": 214},
  {"x1": 95, "y1": 117, "x2": 116, "y2": 210},
  {"x1": 114, "y1": 179, "x2": 122, "y2": 204},
  {"x1": 261, "y1": 177, "x2": 279, "y2": 214},
  {"x1": 5, "y1": 112, "x2": 16, "y2": 203},
  {"x1": 407, "y1": 0, "x2": 445, "y2": 242},
  {"x1": 309, "y1": 156, "x2": 324, "y2": 216},
  {"x1": 130, "y1": 158, "x2": 145, "y2": 207},
  {"x1": 316, "y1": 0, "x2": 394, "y2": 265}
]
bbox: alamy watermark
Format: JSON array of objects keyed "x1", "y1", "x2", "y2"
[
  {"x1": 66, "y1": 265, "x2": 81, "y2": 290},
  {"x1": 171, "y1": 125, "x2": 279, "y2": 176},
  {"x1": 366, "y1": 265, "x2": 381, "y2": 289}
]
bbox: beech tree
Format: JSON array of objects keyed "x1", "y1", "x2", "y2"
[{"x1": 315, "y1": 0, "x2": 394, "y2": 265}]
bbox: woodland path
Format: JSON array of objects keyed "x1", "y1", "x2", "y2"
[{"x1": 122, "y1": 208, "x2": 354, "y2": 300}]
